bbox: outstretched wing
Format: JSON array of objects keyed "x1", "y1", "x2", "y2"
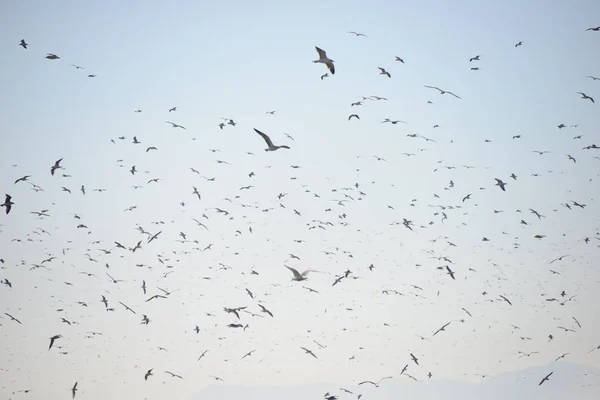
[
  {"x1": 254, "y1": 128, "x2": 274, "y2": 147},
  {"x1": 315, "y1": 46, "x2": 327, "y2": 59},
  {"x1": 424, "y1": 85, "x2": 441, "y2": 92},
  {"x1": 326, "y1": 61, "x2": 335, "y2": 74},
  {"x1": 285, "y1": 265, "x2": 303, "y2": 280}
]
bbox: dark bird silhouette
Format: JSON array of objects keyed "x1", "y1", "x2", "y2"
[
  {"x1": 165, "y1": 371, "x2": 183, "y2": 379},
  {"x1": 49, "y1": 334, "x2": 62, "y2": 350},
  {"x1": 144, "y1": 369, "x2": 153, "y2": 380},
  {"x1": 1, "y1": 194, "x2": 13, "y2": 214},
  {"x1": 538, "y1": 372, "x2": 553, "y2": 386},
  {"x1": 19, "y1": 39, "x2": 28, "y2": 49},
  {"x1": 577, "y1": 92, "x2": 594, "y2": 103},
  {"x1": 50, "y1": 158, "x2": 63, "y2": 175},
  {"x1": 301, "y1": 347, "x2": 318, "y2": 359}
]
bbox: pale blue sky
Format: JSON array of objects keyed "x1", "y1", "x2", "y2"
[{"x1": 1, "y1": 0, "x2": 600, "y2": 399}]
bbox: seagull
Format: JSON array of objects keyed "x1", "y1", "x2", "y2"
[
  {"x1": 71, "y1": 382, "x2": 78, "y2": 399},
  {"x1": 45, "y1": 53, "x2": 60, "y2": 60},
  {"x1": 300, "y1": 347, "x2": 318, "y2": 359},
  {"x1": 70, "y1": 64, "x2": 84, "y2": 70},
  {"x1": 538, "y1": 372, "x2": 553, "y2": 386},
  {"x1": 566, "y1": 154, "x2": 576, "y2": 163},
  {"x1": 424, "y1": 86, "x2": 461, "y2": 99},
  {"x1": 169, "y1": 107, "x2": 177, "y2": 112},
  {"x1": 166, "y1": 121, "x2": 186, "y2": 129},
  {"x1": 348, "y1": 31, "x2": 367, "y2": 37},
  {"x1": 254, "y1": 128, "x2": 290, "y2": 151},
  {"x1": 469, "y1": 55, "x2": 480, "y2": 62},
  {"x1": 395, "y1": 56, "x2": 405, "y2": 63},
  {"x1": 19, "y1": 39, "x2": 28, "y2": 49},
  {"x1": 50, "y1": 158, "x2": 63, "y2": 175},
  {"x1": 378, "y1": 67, "x2": 391, "y2": 78},
  {"x1": 1, "y1": 194, "x2": 13, "y2": 214},
  {"x1": 587, "y1": 76, "x2": 600, "y2": 80},
  {"x1": 165, "y1": 371, "x2": 183, "y2": 379},
  {"x1": 358, "y1": 376, "x2": 393, "y2": 387},
  {"x1": 586, "y1": 26, "x2": 600, "y2": 31},
  {"x1": 320, "y1": 73, "x2": 329, "y2": 80},
  {"x1": 144, "y1": 369, "x2": 153, "y2": 380},
  {"x1": 348, "y1": 114, "x2": 360, "y2": 120},
  {"x1": 495, "y1": 178, "x2": 507, "y2": 191},
  {"x1": 285, "y1": 266, "x2": 315, "y2": 281},
  {"x1": 314, "y1": 47, "x2": 335, "y2": 75},
  {"x1": 49, "y1": 334, "x2": 62, "y2": 350},
  {"x1": 515, "y1": 41, "x2": 523, "y2": 47},
  {"x1": 433, "y1": 322, "x2": 451, "y2": 335},
  {"x1": 577, "y1": 92, "x2": 595, "y2": 103}
]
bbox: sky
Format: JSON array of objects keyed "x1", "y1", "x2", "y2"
[{"x1": 1, "y1": 0, "x2": 600, "y2": 399}]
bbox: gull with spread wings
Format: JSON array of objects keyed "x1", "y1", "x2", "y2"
[
  {"x1": 314, "y1": 47, "x2": 335, "y2": 75},
  {"x1": 424, "y1": 85, "x2": 461, "y2": 99},
  {"x1": 254, "y1": 128, "x2": 290, "y2": 152},
  {"x1": 285, "y1": 265, "x2": 320, "y2": 281}
]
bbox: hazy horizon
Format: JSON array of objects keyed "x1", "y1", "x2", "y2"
[{"x1": 1, "y1": 0, "x2": 599, "y2": 399}]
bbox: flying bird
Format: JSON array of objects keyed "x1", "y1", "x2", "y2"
[
  {"x1": 314, "y1": 47, "x2": 335, "y2": 75},
  {"x1": 50, "y1": 158, "x2": 63, "y2": 175},
  {"x1": 538, "y1": 372, "x2": 553, "y2": 386},
  {"x1": 577, "y1": 92, "x2": 594, "y2": 103},
  {"x1": 19, "y1": 39, "x2": 28, "y2": 49},
  {"x1": 1, "y1": 194, "x2": 13, "y2": 214},
  {"x1": 424, "y1": 86, "x2": 461, "y2": 99},
  {"x1": 378, "y1": 67, "x2": 391, "y2": 78},
  {"x1": 253, "y1": 128, "x2": 290, "y2": 151},
  {"x1": 48, "y1": 334, "x2": 62, "y2": 350},
  {"x1": 285, "y1": 266, "x2": 314, "y2": 281}
]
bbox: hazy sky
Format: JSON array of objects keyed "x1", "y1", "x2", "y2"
[{"x1": 1, "y1": 0, "x2": 600, "y2": 399}]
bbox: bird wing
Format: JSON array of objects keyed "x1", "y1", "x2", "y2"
[
  {"x1": 326, "y1": 61, "x2": 335, "y2": 74},
  {"x1": 254, "y1": 128, "x2": 274, "y2": 147},
  {"x1": 424, "y1": 85, "x2": 441, "y2": 92},
  {"x1": 315, "y1": 47, "x2": 327, "y2": 59},
  {"x1": 285, "y1": 265, "x2": 303, "y2": 280},
  {"x1": 447, "y1": 91, "x2": 461, "y2": 99}
]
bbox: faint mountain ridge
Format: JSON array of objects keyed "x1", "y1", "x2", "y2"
[{"x1": 193, "y1": 362, "x2": 600, "y2": 400}]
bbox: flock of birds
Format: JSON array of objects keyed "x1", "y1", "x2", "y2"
[{"x1": 1, "y1": 25, "x2": 600, "y2": 400}]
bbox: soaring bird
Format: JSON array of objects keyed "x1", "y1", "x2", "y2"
[
  {"x1": 285, "y1": 266, "x2": 315, "y2": 281},
  {"x1": 314, "y1": 47, "x2": 335, "y2": 74},
  {"x1": 495, "y1": 178, "x2": 507, "y2": 191},
  {"x1": 50, "y1": 158, "x2": 63, "y2": 175},
  {"x1": 538, "y1": 372, "x2": 553, "y2": 386},
  {"x1": 358, "y1": 376, "x2": 393, "y2": 387},
  {"x1": 424, "y1": 85, "x2": 461, "y2": 99},
  {"x1": 378, "y1": 67, "x2": 391, "y2": 78},
  {"x1": 48, "y1": 334, "x2": 62, "y2": 350},
  {"x1": 469, "y1": 55, "x2": 480, "y2": 62},
  {"x1": 45, "y1": 53, "x2": 60, "y2": 59},
  {"x1": 254, "y1": 128, "x2": 290, "y2": 151},
  {"x1": 144, "y1": 369, "x2": 153, "y2": 380},
  {"x1": 19, "y1": 39, "x2": 28, "y2": 49},
  {"x1": 1, "y1": 194, "x2": 13, "y2": 214},
  {"x1": 71, "y1": 382, "x2": 78, "y2": 399},
  {"x1": 577, "y1": 92, "x2": 594, "y2": 103},
  {"x1": 300, "y1": 347, "x2": 318, "y2": 359},
  {"x1": 395, "y1": 56, "x2": 405, "y2": 63},
  {"x1": 348, "y1": 31, "x2": 367, "y2": 37},
  {"x1": 166, "y1": 121, "x2": 186, "y2": 129},
  {"x1": 515, "y1": 41, "x2": 523, "y2": 47}
]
